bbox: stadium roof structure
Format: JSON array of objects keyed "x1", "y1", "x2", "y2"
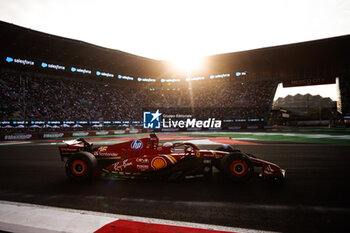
[{"x1": 0, "y1": 20, "x2": 349, "y2": 80}]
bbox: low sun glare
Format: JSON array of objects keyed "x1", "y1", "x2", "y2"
[{"x1": 170, "y1": 55, "x2": 204, "y2": 74}]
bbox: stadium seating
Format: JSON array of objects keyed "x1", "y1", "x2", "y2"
[{"x1": 0, "y1": 70, "x2": 278, "y2": 129}]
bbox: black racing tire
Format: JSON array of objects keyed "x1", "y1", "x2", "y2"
[
  {"x1": 221, "y1": 152, "x2": 254, "y2": 183},
  {"x1": 65, "y1": 152, "x2": 97, "y2": 182}
]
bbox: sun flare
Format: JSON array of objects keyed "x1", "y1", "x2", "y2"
[{"x1": 170, "y1": 55, "x2": 203, "y2": 74}]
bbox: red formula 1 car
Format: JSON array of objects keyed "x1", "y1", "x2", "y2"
[{"x1": 59, "y1": 134, "x2": 285, "y2": 182}]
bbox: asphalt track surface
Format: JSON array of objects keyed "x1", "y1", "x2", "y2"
[{"x1": 0, "y1": 138, "x2": 350, "y2": 232}]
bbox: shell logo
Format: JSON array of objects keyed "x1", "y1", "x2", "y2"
[{"x1": 151, "y1": 157, "x2": 167, "y2": 170}]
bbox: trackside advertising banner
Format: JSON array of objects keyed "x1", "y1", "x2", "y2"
[
  {"x1": 4, "y1": 134, "x2": 33, "y2": 140},
  {"x1": 283, "y1": 77, "x2": 335, "y2": 87}
]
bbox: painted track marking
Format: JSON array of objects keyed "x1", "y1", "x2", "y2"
[{"x1": 0, "y1": 200, "x2": 278, "y2": 233}]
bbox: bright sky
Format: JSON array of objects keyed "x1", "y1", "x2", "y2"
[
  {"x1": 0, "y1": 0, "x2": 349, "y2": 100},
  {"x1": 274, "y1": 80, "x2": 340, "y2": 101},
  {"x1": 1, "y1": 0, "x2": 349, "y2": 60}
]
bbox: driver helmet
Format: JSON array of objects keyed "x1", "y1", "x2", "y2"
[{"x1": 163, "y1": 142, "x2": 173, "y2": 147}]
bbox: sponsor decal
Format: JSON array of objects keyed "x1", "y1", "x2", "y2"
[
  {"x1": 98, "y1": 146, "x2": 108, "y2": 151},
  {"x1": 64, "y1": 121, "x2": 75, "y2": 124},
  {"x1": 15, "y1": 58, "x2": 34, "y2": 65},
  {"x1": 43, "y1": 133, "x2": 64, "y2": 138},
  {"x1": 210, "y1": 73, "x2": 230, "y2": 79},
  {"x1": 6, "y1": 57, "x2": 34, "y2": 66},
  {"x1": 160, "y1": 78, "x2": 180, "y2": 83},
  {"x1": 5, "y1": 57, "x2": 13, "y2": 63},
  {"x1": 47, "y1": 121, "x2": 61, "y2": 124},
  {"x1": 151, "y1": 157, "x2": 167, "y2": 170},
  {"x1": 70, "y1": 67, "x2": 91, "y2": 74},
  {"x1": 131, "y1": 140, "x2": 143, "y2": 149},
  {"x1": 136, "y1": 158, "x2": 149, "y2": 163},
  {"x1": 235, "y1": 119, "x2": 246, "y2": 122},
  {"x1": 114, "y1": 160, "x2": 132, "y2": 172},
  {"x1": 235, "y1": 71, "x2": 247, "y2": 77},
  {"x1": 118, "y1": 75, "x2": 134, "y2": 80},
  {"x1": 137, "y1": 77, "x2": 156, "y2": 82},
  {"x1": 4, "y1": 134, "x2": 32, "y2": 140},
  {"x1": 96, "y1": 71, "x2": 114, "y2": 78},
  {"x1": 30, "y1": 121, "x2": 45, "y2": 124},
  {"x1": 137, "y1": 164, "x2": 149, "y2": 171},
  {"x1": 41, "y1": 62, "x2": 65, "y2": 70}
]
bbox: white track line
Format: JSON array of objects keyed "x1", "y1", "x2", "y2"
[
  {"x1": 0, "y1": 200, "x2": 116, "y2": 233},
  {"x1": 0, "y1": 141, "x2": 31, "y2": 146},
  {"x1": 0, "y1": 200, "x2": 278, "y2": 233}
]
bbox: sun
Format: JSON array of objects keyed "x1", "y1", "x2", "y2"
[{"x1": 170, "y1": 55, "x2": 203, "y2": 74}]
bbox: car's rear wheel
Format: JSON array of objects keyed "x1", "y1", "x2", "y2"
[
  {"x1": 221, "y1": 153, "x2": 253, "y2": 183},
  {"x1": 65, "y1": 152, "x2": 97, "y2": 182}
]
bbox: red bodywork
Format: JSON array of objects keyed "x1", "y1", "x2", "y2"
[{"x1": 59, "y1": 134, "x2": 285, "y2": 181}]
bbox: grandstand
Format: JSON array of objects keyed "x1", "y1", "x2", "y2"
[
  {"x1": 0, "y1": 21, "x2": 349, "y2": 133},
  {"x1": 0, "y1": 70, "x2": 276, "y2": 126}
]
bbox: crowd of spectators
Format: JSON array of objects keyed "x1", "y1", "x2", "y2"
[{"x1": 0, "y1": 70, "x2": 277, "y2": 123}]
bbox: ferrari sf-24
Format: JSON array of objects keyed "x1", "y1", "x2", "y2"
[{"x1": 59, "y1": 134, "x2": 285, "y2": 182}]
